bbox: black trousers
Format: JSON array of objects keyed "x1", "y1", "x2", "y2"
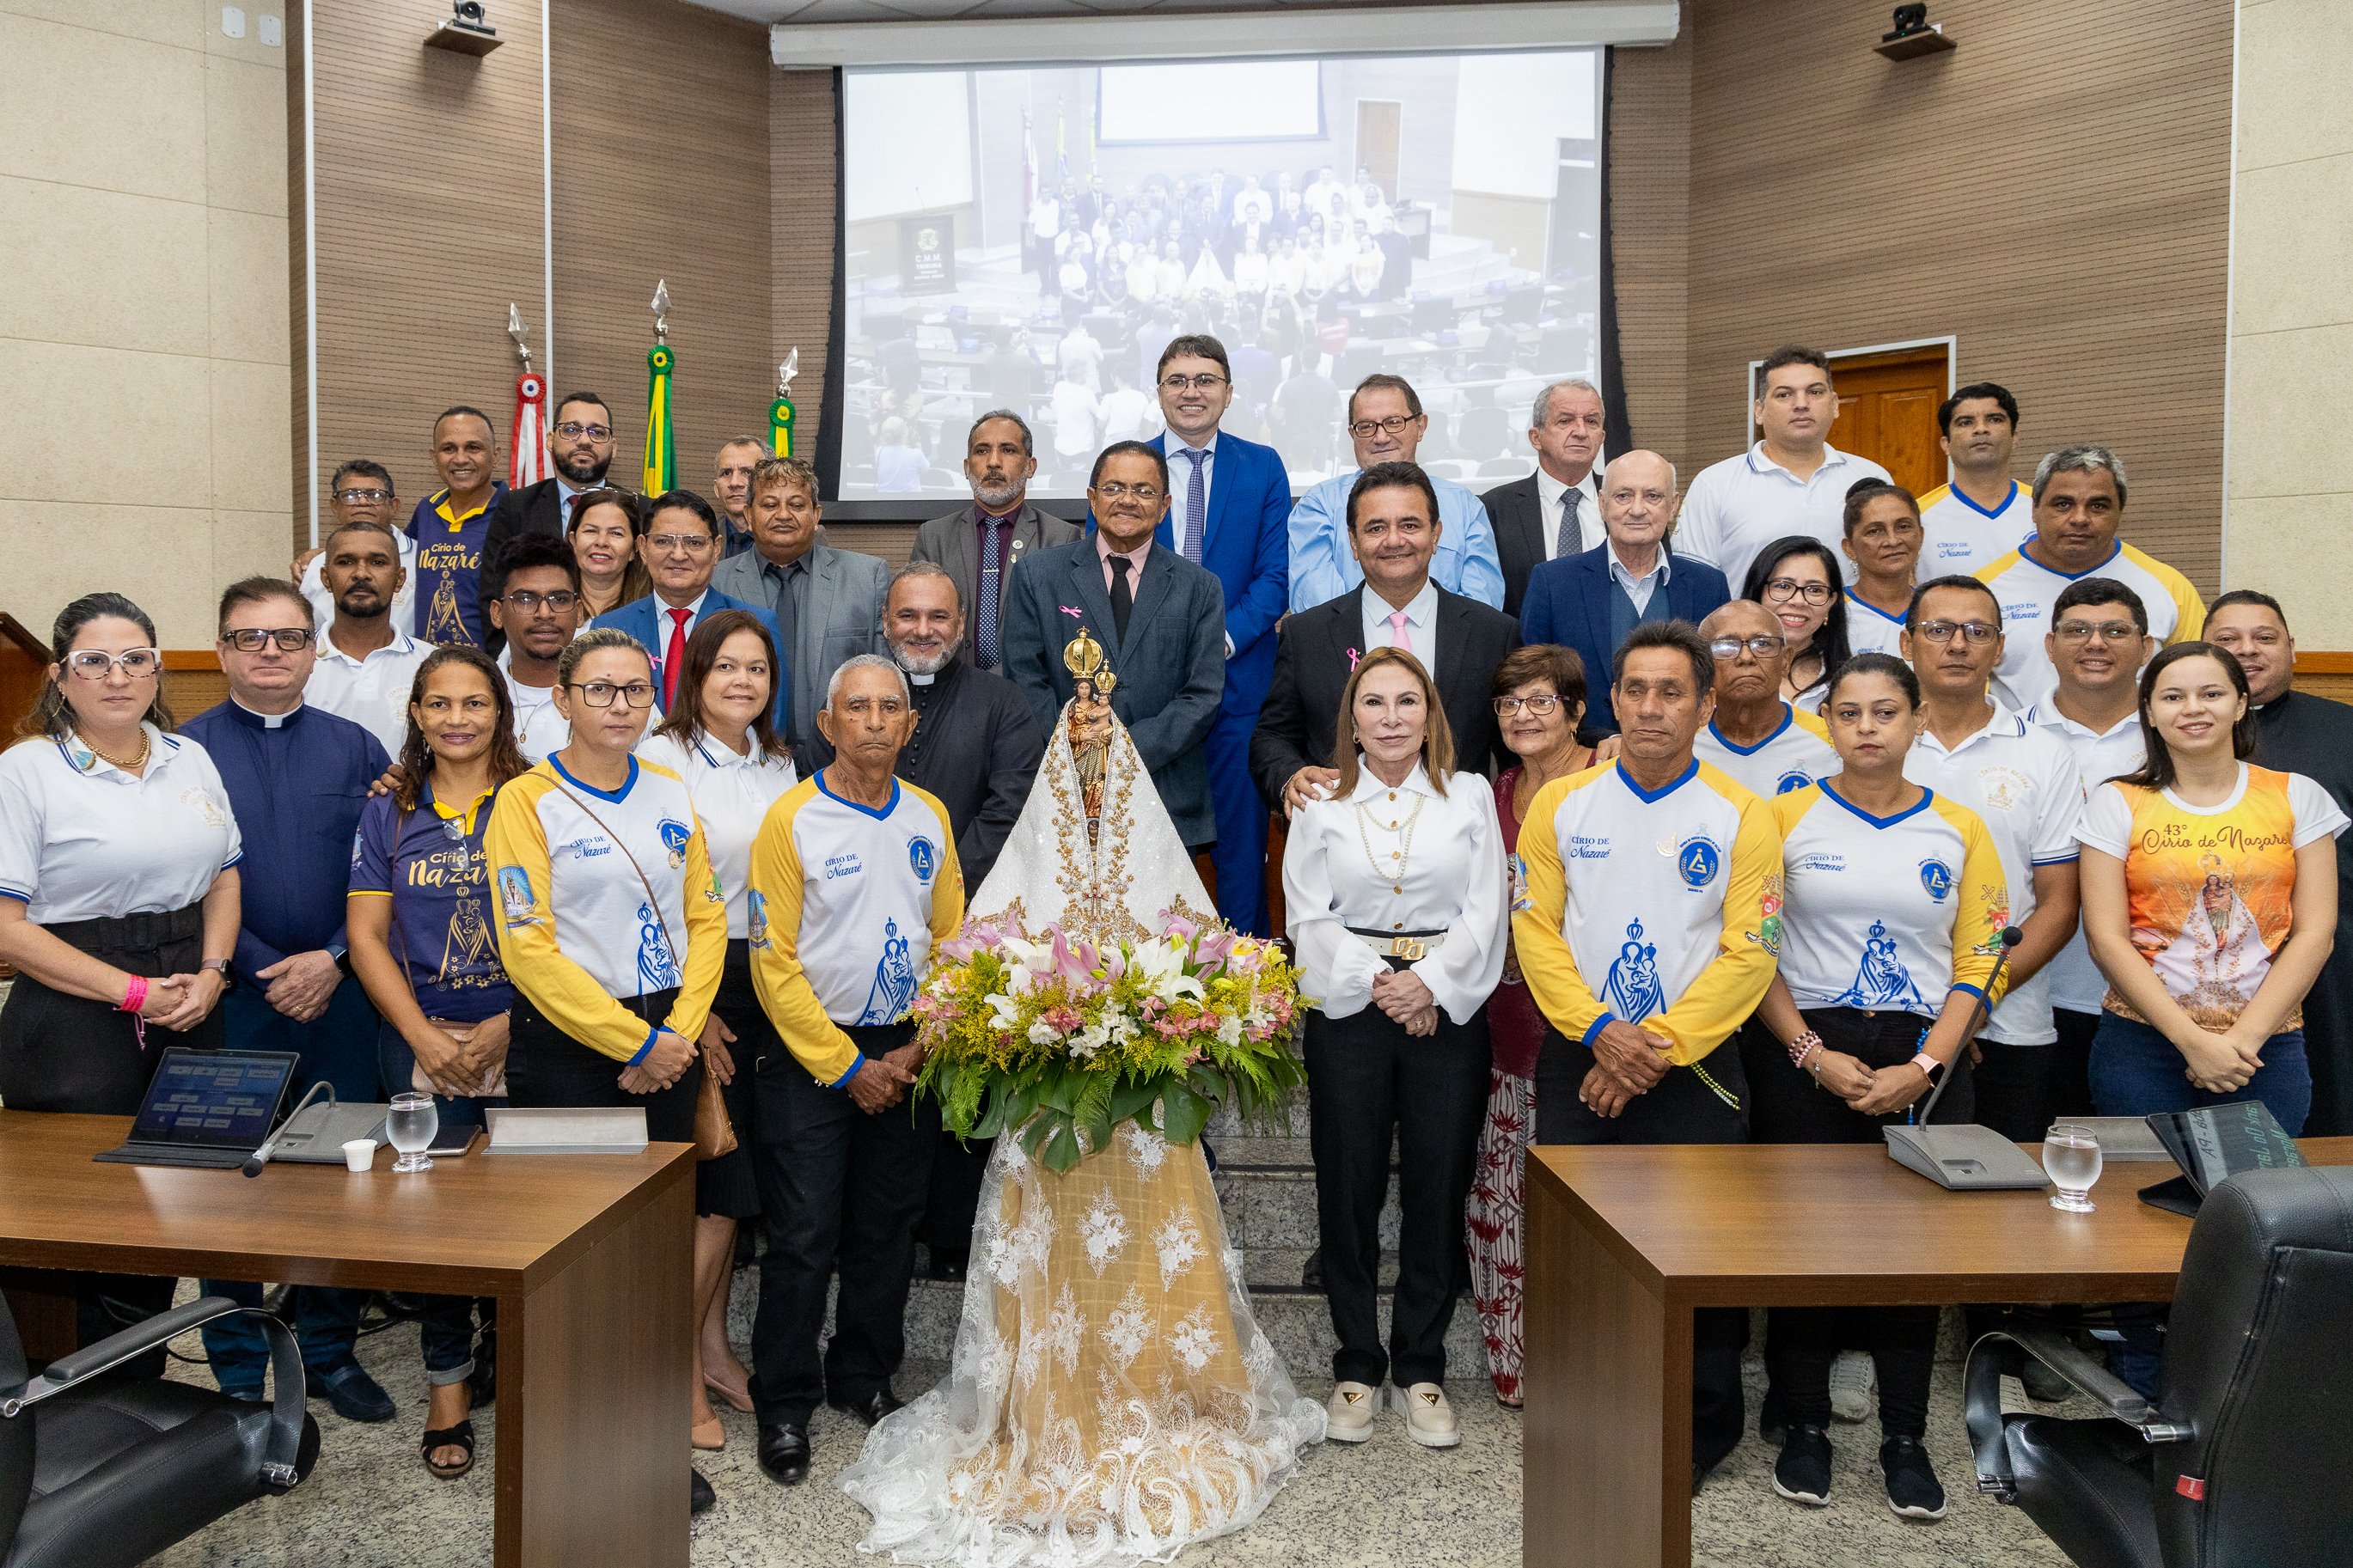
[
  {"x1": 0, "y1": 906, "x2": 221, "y2": 1368},
  {"x1": 749, "y1": 1022, "x2": 938, "y2": 1425},
  {"x1": 1743, "y1": 1009, "x2": 1971, "y2": 1440},
  {"x1": 696, "y1": 944, "x2": 767, "y2": 1220},
  {"x1": 504, "y1": 986, "x2": 704, "y2": 1143},
  {"x1": 919, "y1": 1129, "x2": 993, "y2": 1258},
  {"x1": 1971, "y1": 1023, "x2": 2095, "y2": 1145},
  {"x1": 1304, "y1": 995, "x2": 1489, "y2": 1389},
  {"x1": 1534, "y1": 1026, "x2": 1749, "y2": 1471}
]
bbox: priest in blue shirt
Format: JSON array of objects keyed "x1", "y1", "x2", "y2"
[
  {"x1": 1287, "y1": 373, "x2": 1504, "y2": 613},
  {"x1": 180, "y1": 577, "x2": 397, "y2": 1423}
]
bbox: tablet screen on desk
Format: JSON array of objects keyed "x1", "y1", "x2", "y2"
[
  {"x1": 2149, "y1": 1102, "x2": 2307, "y2": 1196},
  {"x1": 130, "y1": 1051, "x2": 294, "y2": 1146}
]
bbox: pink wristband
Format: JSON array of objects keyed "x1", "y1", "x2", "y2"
[{"x1": 119, "y1": 976, "x2": 149, "y2": 1015}]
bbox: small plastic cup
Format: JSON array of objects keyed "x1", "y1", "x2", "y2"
[{"x1": 342, "y1": 1138, "x2": 378, "y2": 1173}]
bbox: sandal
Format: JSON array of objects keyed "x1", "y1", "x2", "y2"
[{"x1": 422, "y1": 1419, "x2": 476, "y2": 1480}]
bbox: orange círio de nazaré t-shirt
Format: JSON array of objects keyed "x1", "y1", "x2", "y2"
[{"x1": 2075, "y1": 764, "x2": 2349, "y2": 1031}]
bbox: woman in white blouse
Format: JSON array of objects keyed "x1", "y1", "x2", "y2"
[
  {"x1": 636, "y1": 610, "x2": 798, "y2": 1453},
  {"x1": 1282, "y1": 646, "x2": 1508, "y2": 1454}
]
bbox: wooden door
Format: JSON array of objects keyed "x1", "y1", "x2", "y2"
[
  {"x1": 1356, "y1": 100, "x2": 1401, "y2": 201},
  {"x1": 1822, "y1": 345, "x2": 1949, "y2": 498}
]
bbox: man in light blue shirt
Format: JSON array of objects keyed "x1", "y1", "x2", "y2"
[{"x1": 1287, "y1": 373, "x2": 1503, "y2": 613}]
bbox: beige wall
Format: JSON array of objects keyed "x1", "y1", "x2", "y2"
[
  {"x1": 2225, "y1": 0, "x2": 2353, "y2": 648},
  {"x1": 0, "y1": 0, "x2": 291, "y2": 650}
]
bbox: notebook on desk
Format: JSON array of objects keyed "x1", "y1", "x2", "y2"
[{"x1": 94, "y1": 1048, "x2": 299, "y2": 1170}]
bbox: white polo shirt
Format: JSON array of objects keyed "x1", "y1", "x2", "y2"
[
  {"x1": 1918, "y1": 479, "x2": 2033, "y2": 579},
  {"x1": 302, "y1": 533, "x2": 417, "y2": 631},
  {"x1": 1977, "y1": 541, "x2": 2207, "y2": 715},
  {"x1": 0, "y1": 727, "x2": 243, "y2": 924},
  {"x1": 304, "y1": 626, "x2": 434, "y2": 755},
  {"x1": 2024, "y1": 701, "x2": 2148, "y2": 1016},
  {"x1": 1694, "y1": 703, "x2": 1839, "y2": 800},
  {"x1": 1674, "y1": 441, "x2": 1890, "y2": 596},
  {"x1": 1844, "y1": 592, "x2": 1911, "y2": 658},
  {"x1": 636, "y1": 729, "x2": 798, "y2": 939},
  {"x1": 1903, "y1": 702, "x2": 2086, "y2": 1045}
]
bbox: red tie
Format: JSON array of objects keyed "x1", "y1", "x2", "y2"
[{"x1": 663, "y1": 607, "x2": 691, "y2": 709}]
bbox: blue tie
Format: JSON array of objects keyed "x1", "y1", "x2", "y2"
[
  {"x1": 1182, "y1": 447, "x2": 1208, "y2": 563},
  {"x1": 975, "y1": 516, "x2": 1004, "y2": 670}
]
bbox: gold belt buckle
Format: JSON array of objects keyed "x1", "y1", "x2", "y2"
[{"x1": 1390, "y1": 937, "x2": 1427, "y2": 961}]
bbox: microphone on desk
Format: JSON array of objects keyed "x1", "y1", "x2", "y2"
[{"x1": 242, "y1": 1082, "x2": 333, "y2": 1177}]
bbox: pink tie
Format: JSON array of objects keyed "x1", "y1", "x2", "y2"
[
  {"x1": 1387, "y1": 609, "x2": 1412, "y2": 659},
  {"x1": 663, "y1": 607, "x2": 691, "y2": 709}
]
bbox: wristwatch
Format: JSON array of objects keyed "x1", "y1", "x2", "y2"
[{"x1": 1910, "y1": 1050, "x2": 1943, "y2": 1083}]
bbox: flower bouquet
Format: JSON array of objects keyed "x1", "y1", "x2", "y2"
[{"x1": 910, "y1": 912, "x2": 1308, "y2": 1173}]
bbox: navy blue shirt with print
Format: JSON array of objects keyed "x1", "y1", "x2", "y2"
[{"x1": 350, "y1": 781, "x2": 513, "y2": 1023}]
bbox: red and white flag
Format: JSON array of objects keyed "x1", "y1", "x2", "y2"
[{"x1": 510, "y1": 370, "x2": 547, "y2": 489}]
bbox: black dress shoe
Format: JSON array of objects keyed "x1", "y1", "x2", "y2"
[
  {"x1": 757, "y1": 1422, "x2": 811, "y2": 1486},
  {"x1": 690, "y1": 1468, "x2": 716, "y2": 1513},
  {"x1": 1300, "y1": 1247, "x2": 1323, "y2": 1290},
  {"x1": 827, "y1": 1388, "x2": 906, "y2": 1428}
]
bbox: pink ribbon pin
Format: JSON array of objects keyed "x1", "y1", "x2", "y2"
[
  {"x1": 1060, "y1": 605, "x2": 1084, "y2": 619},
  {"x1": 1346, "y1": 646, "x2": 1361, "y2": 670}
]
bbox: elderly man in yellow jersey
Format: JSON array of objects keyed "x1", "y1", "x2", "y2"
[
  {"x1": 1512, "y1": 618, "x2": 1782, "y2": 1491},
  {"x1": 1975, "y1": 445, "x2": 2205, "y2": 715},
  {"x1": 744, "y1": 654, "x2": 963, "y2": 1488}
]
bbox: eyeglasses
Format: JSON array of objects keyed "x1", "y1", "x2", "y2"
[
  {"x1": 567, "y1": 680, "x2": 657, "y2": 709},
  {"x1": 1914, "y1": 619, "x2": 2001, "y2": 645},
  {"x1": 334, "y1": 487, "x2": 393, "y2": 504},
  {"x1": 1347, "y1": 414, "x2": 1420, "y2": 439},
  {"x1": 63, "y1": 648, "x2": 162, "y2": 680},
  {"x1": 1160, "y1": 374, "x2": 1228, "y2": 393},
  {"x1": 1094, "y1": 482, "x2": 1164, "y2": 502},
  {"x1": 1492, "y1": 693, "x2": 1563, "y2": 716},
  {"x1": 221, "y1": 628, "x2": 315, "y2": 652},
  {"x1": 2052, "y1": 620, "x2": 2141, "y2": 644},
  {"x1": 1763, "y1": 577, "x2": 1833, "y2": 607},
  {"x1": 1708, "y1": 635, "x2": 1787, "y2": 659},
  {"x1": 553, "y1": 422, "x2": 615, "y2": 443},
  {"x1": 504, "y1": 589, "x2": 580, "y2": 612},
  {"x1": 648, "y1": 534, "x2": 713, "y2": 553}
]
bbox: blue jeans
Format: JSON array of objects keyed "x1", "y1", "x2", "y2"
[
  {"x1": 378, "y1": 1019, "x2": 503, "y2": 1383},
  {"x1": 2088, "y1": 1012, "x2": 2311, "y2": 1400},
  {"x1": 199, "y1": 1280, "x2": 370, "y2": 1393}
]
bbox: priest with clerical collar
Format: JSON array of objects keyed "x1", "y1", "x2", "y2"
[{"x1": 2209, "y1": 589, "x2": 2353, "y2": 1138}]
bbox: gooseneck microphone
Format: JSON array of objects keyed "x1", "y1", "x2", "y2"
[{"x1": 242, "y1": 1082, "x2": 333, "y2": 1177}]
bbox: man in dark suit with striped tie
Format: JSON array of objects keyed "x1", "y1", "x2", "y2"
[{"x1": 1483, "y1": 379, "x2": 1609, "y2": 619}]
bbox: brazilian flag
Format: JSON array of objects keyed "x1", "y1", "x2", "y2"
[
  {"x1": 769, "y1": 385, "x2": 795, "y2": 460},
  {"x1": 642, "y1": 343, "x2": 675, "y2": 493}
]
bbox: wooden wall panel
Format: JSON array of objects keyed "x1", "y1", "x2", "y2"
[
  {"x1": 551, "y1": 0, "x2": 774, "y2": 504},
  {"x1": 772, "y1": 69, "x2": 838, "y2": 468},
  {"x1": 1678, "y1": 0, "x2": 2234, "y2": 591},
  {"x1": 1606, "y1": 32, "x2": 1691, "y2": 479},
  {"x1": 302, "y1": 0, "x2": 546, "y2": 537}
]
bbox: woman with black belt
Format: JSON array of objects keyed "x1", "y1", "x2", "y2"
[
  {"x1": 1742, "y1": 652, "x2": 2008, "y2": 1522},
  {"x1": 0, "y1": 592, "x2": 241, "y2": 1356},
  {"x1": 1282, "y1": 646, "x2": 1507, "y2": 1453},
  {"x1": 637, "y1": 611, "x2": 797, "y2": 1451}
]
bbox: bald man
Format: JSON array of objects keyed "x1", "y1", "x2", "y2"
[{"x1": 1519, "y1": 451, "x2": 1733, "y2": 735}]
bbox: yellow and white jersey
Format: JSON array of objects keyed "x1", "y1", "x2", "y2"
[
  {"x1": 1693, "y1": 704, "x2": 1838, "y2": 800},
  {"x1": 1510, "y1": 759, "x2": 1782, "y2": 1066},
  {"x1": 1918, "y1": 479, "x2": 2033, "y2": 578},
  {"x1": 1768, "y1": 784, "x2": 2008, "y2": 1015},
  {"x1": 748, "y1": 772, "x2": 964, "y2": 1087},
  {"x1": 1976, "y1": 541, "x2": 2206, "y2": 714},
  {"x1": 484, "y1": 755, "x2": 727, "y2": 1064}
]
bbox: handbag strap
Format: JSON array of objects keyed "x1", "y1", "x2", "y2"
[{"x1": 545, "y1": 776, "x2": 682, "y2": 1005}]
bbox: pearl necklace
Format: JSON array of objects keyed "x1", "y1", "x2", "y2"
[{"x1": 1354, "y1": 787, "x2": 1426, "y2": 896}]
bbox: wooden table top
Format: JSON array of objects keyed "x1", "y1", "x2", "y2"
[
  {"x1": 0, "y1": 1111, "x2": 696, "y2": 1296},
  {"x1": 1530, "y1": 1138, "x2": 2353, "y2": 1308}
]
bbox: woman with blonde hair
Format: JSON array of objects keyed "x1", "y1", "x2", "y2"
[{"x1": 1282, "y1": 645, "x2": 1508, "y2": 1451}]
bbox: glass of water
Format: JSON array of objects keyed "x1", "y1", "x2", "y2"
[
  {"x1": 387, "y1": 1092, "x2": 438, "y2": 1174},
  {"x1": 2043, "y1": 1122, "x2": 2102, "y2": 1211}
]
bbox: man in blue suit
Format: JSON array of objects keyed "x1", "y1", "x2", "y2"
[
  {"x1": 1519, "y1": 451, "x2": 1730, "y2": 735},
  {"x1": 1146, "y1": 333, "x2": 1291, "y2": 934},
  {"x1": 588, "y1": 488, "x2": 790, "y2": 734},
  {"x1": 1005, "y1": 442, "x2": 1225, "y2": 851}
]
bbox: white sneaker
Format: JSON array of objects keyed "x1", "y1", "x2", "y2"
[
  {"x1": 1326, "y1": 1381, "x2": 1378, "y2": 1443},
  {"x1": 1390, "y1": 1382, "x2": 1461, "y2": 1449},
  {"x1": 1828, "y1": 1351, "x2": 1875, "y2": 1423}
]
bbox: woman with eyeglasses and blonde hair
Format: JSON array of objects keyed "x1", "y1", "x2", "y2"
[
  {"x1": 1284, "y1": 645, "x2": 1508, "y2": 1451},
  {"x1": 1464, "y1": 644, "x2": 1592, "y2": 1410},
  {"x1": 1743, "y1": 536, "x2": 1853, "y2": 714},
  {"x1": 0, "y1": 591, "x2": 241, "y2": 1358}
]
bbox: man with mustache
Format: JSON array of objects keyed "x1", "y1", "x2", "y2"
[
  {"x1": 291, "y1": 460, "x2": 413, "y2": 630},
  {"x1": 908, "y1": 412, "x2": 1079, "y2": 674},
  {"x1": 303, "y1": 519, "x2": 433, "y2": 753},
  {"x1": 478, "y1": 390, "x2": 619, "y2": 656}
]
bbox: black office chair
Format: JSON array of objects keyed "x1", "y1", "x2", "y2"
[
  {"x1": 1, "y1": 1293, "x2": 320, "y2": 1568},
  {"x1": 1964, "y1": 1167, "x2": 2353, "y2": 1568}
]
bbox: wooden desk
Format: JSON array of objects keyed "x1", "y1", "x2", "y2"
[
  {"x1": 0, "y1": 1112, "x2": 696, "y2": 1568},
  {"x1": 1523, "y1": 1137, "x2": 2353, "y2": 1568}
]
